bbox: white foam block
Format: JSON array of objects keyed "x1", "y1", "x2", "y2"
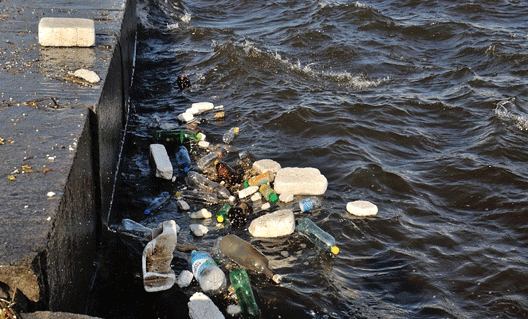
[
  {"x1": 252, "y1": 159, "x2": 281, "y2": 174},
  {"x1": 274, "y1": 167, "x2": 328, "y2": 195},
  {"x1": 149, "y1": 144, "x2": 173, "y2": 180},
  {"x1": 238, "y1": 185, "x2": 259, "y2": 199},
  {"x1": 248, "y1": 209, "x2": 295, "y2": 238},
  {"x1": 346, "y1": 200, "x2": 378, "y2": 216},
  {"x1": 188, "y1": 292, "x2": 225, "y2": 319},
  {"x1": 177, "y1": 270, "x2": 193, "y2": 288},
  {"x1": 38, "y1": 17, "x2": 95, "y2": 47}
]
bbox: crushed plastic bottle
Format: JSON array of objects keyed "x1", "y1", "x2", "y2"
[
  {"x1": 223, "y1": 127, "x2": 239, "y2": 144},
  {"x1": 196, "y1": 149, "x2": 225, "y2": 172},
  {"x1": 243, "y1": 171, "x2": 274, "y2": 188},
  {"x1": 176, "y1": 190, "x2": 234, "y2": 204},
  {"x1": 296, "y1": 218, "x2": 339, "y2": 255},
  {"x1": 190, "y1": 250, "x2": 227, "y2": 295},
  {"x1": 175, "y1": 145, "x2": 192, "y2": 175},
  {"x1": 215, "y1": 204, "x2": 232, "y2": 223},
  {"x1": 297, "y1": 197, "x2": 322, "y2": 213},
  {"x1": 121, "y1": 218, "x2": 152, "y2": 238},
  {"x1": 144, "y1": 191, "x2": 171, "y2": 215},
  {"x1": 258, "y1": 184, "x2": 278, "y2": 205},
  {"x1": 186, "y1": 171, "x2": 232, "y2": 199},
  {"x1": 215, "y1": 234, "x2": 281, "y2": 284},
  {"x1": 230, "y1": 269, "x2": 260, "y2": 317},
  {"x1": 143, "y1": 220, "x2": 178, "y2": 292}
]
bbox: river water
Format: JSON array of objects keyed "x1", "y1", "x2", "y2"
[{"x1": 93, "y1": 0, "x2": 528, "y2": 318}]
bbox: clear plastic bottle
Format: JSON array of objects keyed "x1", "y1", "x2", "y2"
[
  {"x1": 215, "y1": 160, "x2": 242, "y2": 186},
  {"x1": 196, "y1": 149, "x2": 225, "y2": 171},
  {"x1": 258, "y1": 184, "x2": 278, "y2": 205},
  {"x1": 174, "y1": 145, "x2": 192, "y2": 175},
  {"x1": 297, "y1": 197, "x2": 322, "y2": 213},
  {"x1": 296, "y1": 218, "x2": 339, "y2": 255},
  {"x1": 223, "y1": 127, "x2": 239, "y2": 144},
  {"x1": 144, "y1": 191, "x2": 171, "y2": 215},
  {"x1": 185, "y1": 171, "x2": 231, "y2": 199},
  {"x1": 190, "y1": 250, "x2": 227, "y2": 295},
  {"x1": 215, "y1": 204, "x2": 231, "y2": 223},
  {"x1": 230, "y1": 268, "x2": 260, "y2": 317},
  {"x1": 243, "y1": 171, "x2": 274, "y2": 188},
  {"x1": 121, "y1": 218, "x2": 152, "y2": 238},
  {"x1": 216, "y1": 234, "x2": 282, "y2": 284},
  {"x1": 176, "y1": 190, "x2": 234, "y2": 204}
]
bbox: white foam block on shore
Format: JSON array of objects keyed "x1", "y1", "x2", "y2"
[
  {"x1": 248, "y1": 209, "x2": 295, "y2": 238},
  {"x1": 149, "y1": 144, "x2": 173, "y2": 180},
  {"x1": 38, "y1": 17, "x2": 95, "y2": 47},
  {"x1": 274, "y1": 167, "x2": 328, "y2": 195},
  {"x1": 188, "y1": 292, "x2": 225, "y2": 319}
]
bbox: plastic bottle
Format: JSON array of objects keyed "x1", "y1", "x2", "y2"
[
  {"x1": 215, "y1": 204, "x2": 231, "y2": 223},
  {"x1": 223, "y1": 127, "x2": 239, "y2": 144},
  {"x1": 196, "y1": 149, "x2": 225, "y2": 171},
  {"x1": 230, "y1": 269, "x2": 260, "y2": 317},
  {"x1": 243, "y1": 171, "x2": 274, "y2": 188},
  {"x1": 144, "y1": 191, "x2": 171, "y2": 214},
  {"x1": 215, "y1": 160, "x2": 242, "y2": 186},
  {"x1": 295, "y1": 218, "x2": 339, "y2": 255},
  {"x1": 258, "y1": 184, "x2": 278, "y2": 205},
  {"x1": 185, "y1": 171, "x2": 232, "y2": 199},
  {"x1": 297, "y1": 197, "x2": 322, "y2": 213},
  {"x1": 190, "y1": 250, "x2": 227, "y2": 295},
  {"x1": 174, "y1": 145, "x2": 192, "y2": 174},
  {"x1": 121, "y1": 218, "x2": 152, "y2": 238},
  {"x1": 216, "y1": 234, "x2": 282, "y2": 284}
]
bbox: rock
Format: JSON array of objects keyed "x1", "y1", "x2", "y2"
[
  {"x1": 238, "y1": 185, "x2": 258, "y2": 199},
  {"x1": 346, "y1": 200, "x2": 378, "y2": 216},
  {"x1": 188, "y1": 292, "x2": 225, "y2": 319},
  {"x1": 73, "y1": 69, "x2": 100, "y2": 83},
  {"x1": 177, "y1": 199, "x2": 190, "y2": 210},
  {"x1": 142, "y1": 220, "x2": 178, "y2": 292},
  {"x1": 38, "y1": 17, "x2": 95, "y2": 47},
  {"x1": 149, "y1": 144, "x2": 173, "y2": 180},
  {"x1": 252, "y1": 159, "x2": 281, "y2": 175},
  {"x1": 177, "y1": 270, "x2": 193, "y2": 288},
  {"x1": 189, "y1": 208, "x2": 212, "y2": 219},
  {"x1": 190, "y1": 224, "x2": 208, "y2": 237},
  {"x1": 248, "y1": 209, "x2": 295, "y2": 238},
  {"x1": 274, "y1": 167, "x2": 327, "y2": 195}
]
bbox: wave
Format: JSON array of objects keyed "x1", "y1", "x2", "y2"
[{"x1": 495, "y1": 98, "x2": 528, "y2": 131}]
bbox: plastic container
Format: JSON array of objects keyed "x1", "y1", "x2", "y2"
[
  {"x1": 230, "y1": 269, "x2": 260, "y2": 317},
  {"x1": 175, "y1": 145, "x2": 192, "y2": 175},
  {"x1": 121, "y1": 218, "x2": 152, "y2": 238},
  {"x1": 295, "y1": 218, "x2": 339, "y2": 255},
  {"x1": 176, "y1": 190, "x2": 234, "y2": 204},
  {"x1": 196, "y1": 149, "x2": 225, "y2": 171},
  {"x1": 186, "y1": 171, "x2": 231, "y2": 199},
  {"x1": 223, "y1": 127, "x2": 239, "y2": 144},
  {"x1": 215, "y1": 204, "x2": 232, "y2": 223},
  {"x1": 215, "y1": 234, "x2": 281, "y2": 284},
  {"x1": 144, "y1": 191, "x2": 171, "y2": 215},
  {"x1": 258, "y1": 184, "x2": 278, "y2": 205},
  {"x1": 243, "y1": 171, "x2": 274, "y2": 188},
  {"x1": 190, "y1": 250, "x2": 227, "y2": 295}
]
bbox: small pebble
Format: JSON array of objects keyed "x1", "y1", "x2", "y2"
[
  {"x1": 177, "y1": 199, "x2": 190, "y2": 210},
  {"x1": 226, "y1": 305, "x2": 241, "y2": 316},
  {"x1": 73, "y1": 69, "x2": 100, "y2": 83},
  {"x1": 281, "y1": 251, "x2": 289, "y2": 258}
]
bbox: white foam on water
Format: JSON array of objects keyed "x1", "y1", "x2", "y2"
[{"x1": 494, "y1": 99, "x2": 528, "y2": 131}]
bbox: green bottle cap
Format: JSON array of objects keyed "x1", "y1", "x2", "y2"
[
  {"x1": 269, "y1": 193, "x2": 278, "y2": 205},
  {"x1": 243, "y1": 181, "x2": 249, "y2": 188}
]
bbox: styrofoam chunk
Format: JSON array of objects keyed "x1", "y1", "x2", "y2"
[
  {"x1": 190, "y1": 224, "x2": 209, "y2": 237},
  {"x1": 191, "y1": 102, "x2": 214, "y2": 114},
  {"x1": 279, "y1": 192, "x2": 294, "y2": 203},
  {"x1": 177, "y1": 270, "x2": 193, "y2": 288},
  {"x1": 248, "y1": 209, "x2": 295, "y2": 238},
  {"x1": 250, "y1": 192, "x2": 262, "y2": 202},
  {"x1": 274, "y1": 167, "x2": 327, "y2": 195},
  {"x1": 73, "y1": 69, "x2": 100, "y2": 83},
  {"x1": 38, "y1": 17, "x2": 95, "y2": 47},
  {"x1": 177, "y1": 199, "x2": 190, "y2": 210},
  {"x1": 238, "y1": 185, "x2": 259, "y2": 199},
  {"x1": 252, "y1": 159, "x2": 281, "y2": 174},
  {"x1": 178, "y1": 111, "x2": 194, "y2": 122},
  {"x1": 189, "y1": 208, "x2": 212, "y2": 219},
  {"x1": 346, "y1": 200, "x2": 378, "y2": 216},
  {"x1": 188, "y1": 292, "x2": 225, "y2": 319},
  {"x1": 149, "y1": 144, "x2": 173, "y2": 180},
  {"x1": 198, "y1": 140, "x2": 210, "y2": 148}
]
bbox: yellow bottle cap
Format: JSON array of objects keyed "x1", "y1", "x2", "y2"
[
  {"x1": 331, "y1": 246, "x2": 340, "y2": 255},
  {"x1": 217, "y1": 216, "x2": 224, "y2": 223}
]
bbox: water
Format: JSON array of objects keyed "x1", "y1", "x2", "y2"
[{"x1": 93, "y1": 0, "x2": 528, "y2": 318}]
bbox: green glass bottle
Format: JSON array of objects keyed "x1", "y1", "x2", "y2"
[
  {"x1": 230, "y1": 269, "x2": 260, "y2": 317},
  {"x1": 153, "y1": 130, "x2": 204, "y2": 146}
]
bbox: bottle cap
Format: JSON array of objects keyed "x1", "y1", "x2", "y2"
[
  {"x1": 233, "y1": 127, "x2": 239, "y2": 133},
  {"x1": 144, "y1": 209, "x2": 151, "y2": 215},
  {"x1": 331, "y1": 246, "x2": 340, "y2": 255},
  {"x1": 272, "y1": 274, "x2": 282, "y2": 284},
  {"x1": 243, "y1": 181, "x2": 249, "y2": 188},
  {"x1": 183, "y1": 167, "x2": 190, "y2": 173},
  {"x1": 217, "y1": 215, "x2": 224, "y2": 223},
  {"x1": 269, "y1": 193, "x2": 278, "y2": 205}
]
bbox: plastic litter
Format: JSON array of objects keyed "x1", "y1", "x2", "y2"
[
  {"x1": 188, "y1": 292, "x2": 225, "y2": 319},
  {"x1": 144, "y1": 191, "x2": 171, "y2": 215},
  {"x1": 223, "y1": 126, "x2": 239, "y2": 144},
  {"x1": 346, "y1": 200, "x2": 378, "y2": 216},
  {"x1": 186, "y1": 171, "x2": 231, "y2": 199},
  {"x1": 230, "y1": 269, "x2": 260, "y2": 317},
  {"x1": 149, "y1": 144, "x2": 173, "y2": 180},
  {"x1": 248, "y1": 209, "x2": 295, "y2": 238},
  {"x1": 296, "y1": 218, "x2": 339, "y2": 255},
  {"x1": 190, "y1": 250, "x2": 227, "y2": 294}
]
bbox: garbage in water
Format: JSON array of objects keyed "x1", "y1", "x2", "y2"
[{"x1": 111, "y1": 100, "x2": 379, "y2": 316}]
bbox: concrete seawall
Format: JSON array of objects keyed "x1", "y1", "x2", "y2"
[{"x1": 0, "y1": 0, "x2": 136, "y2": 316}]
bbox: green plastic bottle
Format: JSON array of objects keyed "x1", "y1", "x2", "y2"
[
  {"x1": 230, "y1": 269, "x2": 260, "y2": 317},
  {"x1": 258, "y1": 184, "x2": 278, "y2": 205},
  {"x1": 215, "y1": 204, "x2": 231, "y2": 223}
]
